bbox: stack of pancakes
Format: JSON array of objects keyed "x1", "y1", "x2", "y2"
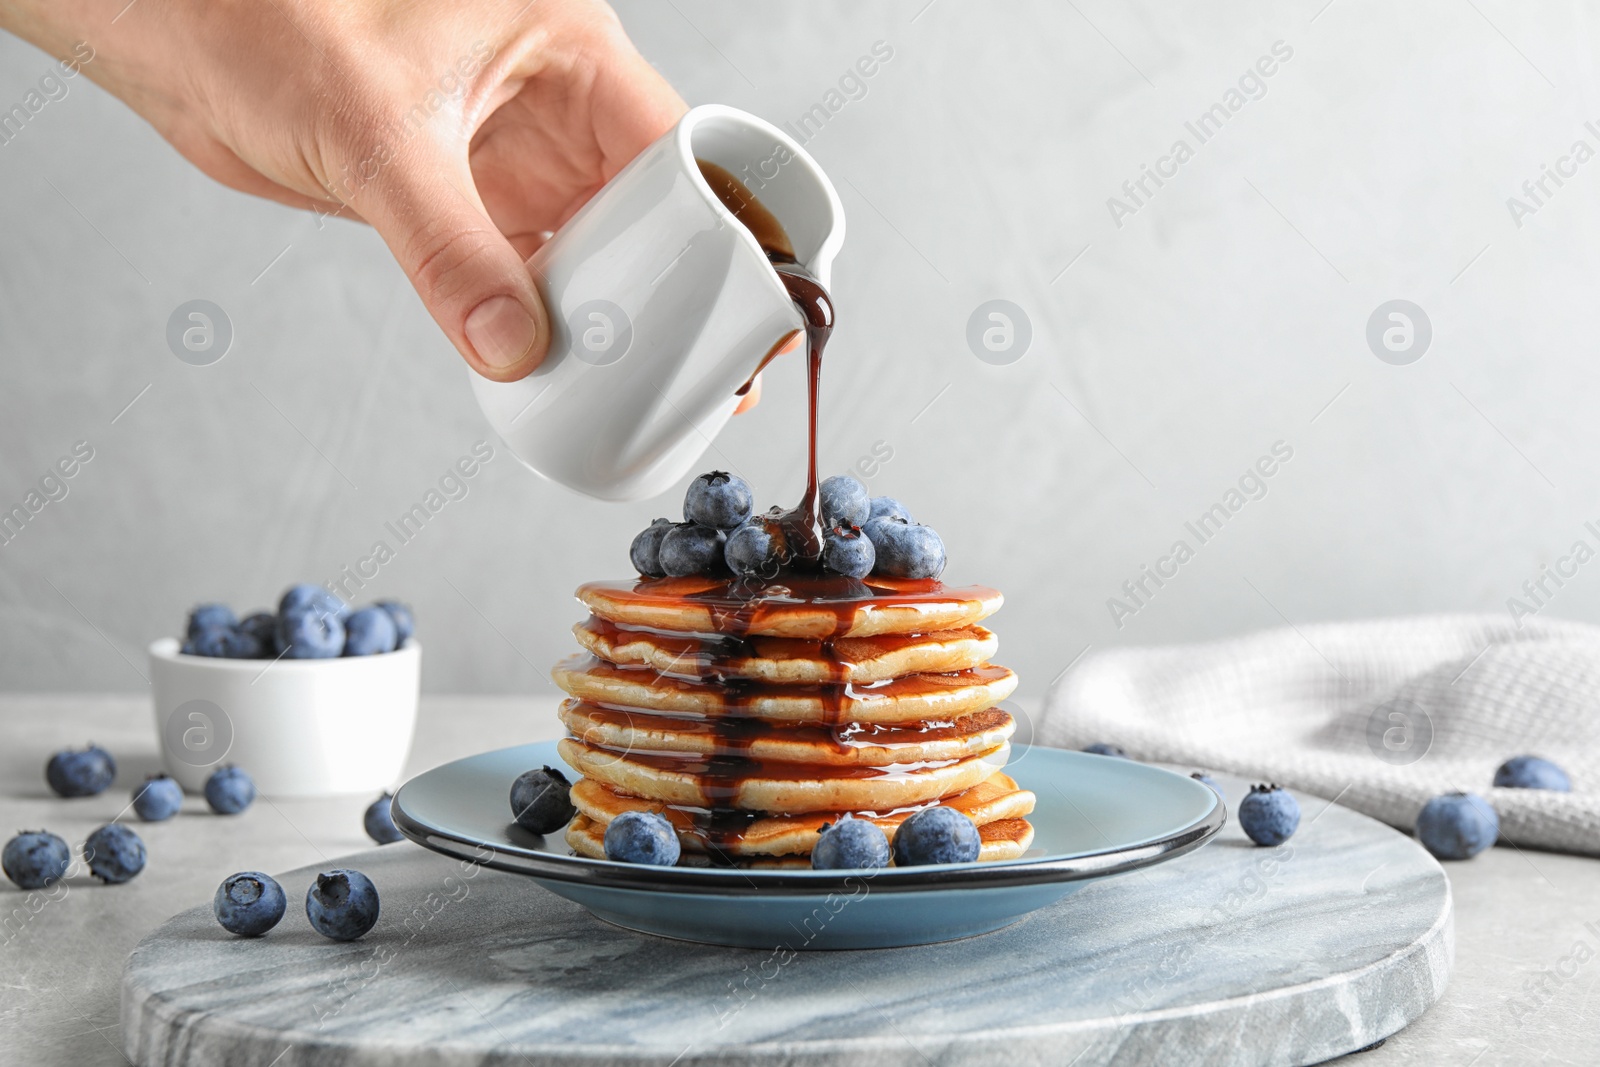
[{"x1": 552, "y1": 575, "x2": 1034, "y2": 867}]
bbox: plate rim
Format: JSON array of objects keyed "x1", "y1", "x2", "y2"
[{"x1": 391, "y1": 742, "x2": 1226, "y2": 896}]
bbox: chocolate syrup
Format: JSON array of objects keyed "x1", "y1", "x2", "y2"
[{"x1": 697, "y1": 159, "x2": 834, "y2": 564}]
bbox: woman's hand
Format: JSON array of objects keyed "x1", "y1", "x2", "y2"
[{"x1": 1, "y1": 0, "x2": 687, "y2": 382}]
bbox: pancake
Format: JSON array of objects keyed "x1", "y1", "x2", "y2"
[
  {"x1": 577, "y1": 576, "x2": 1002, "y2": 640},
  {"x1": 568, "y1": 773, "x2": 1035, "y2": 858},
  {"x1": 552, "y1": 656, "x2": 1018, "y2": 726},
  {"x1": 565, "y1": 813, "x2": 1036, "y2": 865},
  {"x1": 574, "y1": 618, "x2": 999, "y2": 684},
  {"x1": 557, "y1": 736, "x2": 1008, "y2": 813},
  {"x1": 559, "y1": 701, "x2": 1015, "y2": 766}
]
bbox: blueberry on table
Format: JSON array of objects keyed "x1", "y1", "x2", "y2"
[
  {"x1": 603, "y1": 811, "x2": 681, "y2": 866},
  {"x1": 186, "y1": 603, "x2": 236, "y2": 639},
  {"x1": 725, "y1": 519, "x2": 780, "y2": 578},
  {"x1": 820, "y1": 474, "x2": 870, "y2": 528},
  {"x1": 214, "y1": 871, "x2": 287, "y2": 937},
  {"x1": 1082, "y1": 742, "x2": 1128, "y2": 758},
  {"x1": 46, "y1": 743, "x2": 116, "y2": 797},
  {"x1": 85, "y1": 823, "x2": 146, "y2": 884},
  {"x1": 279, "y1": 583, "x2": 348, "y2": 620},
  {"x1": 276, "y1": 607, "x2": 345, "y2": 658},
  {"x1": 1493, "y1": 755, "x2": 1571, "y2": 792},
  {"x1": 868, "y1": 496, "x2": 911, "y2": 523},
  {"x1": 3, "y1": 830, "x2": 71, "y2": 890},
  {"x1": 660, "y1": 523, "x2": 727, "y2": 577},
  {"x1": 1416, "y1": 793, "x2": 1498, "y2": 860},
  {"x1": 864, "y1": 517, "x2": 946, "y2": 580},
  {"x1": 132, "y1": 774, "x2": 184, "y2": 822},
  {"x1": 892, "y1": 806, "x2": 981, "y2": 866},
  {"x1": 823, "y1": 525, "x2": 875, "y2": 578},
  {"x1": 343, "y1": 606, "x2": 398, "y2": 656},
  {"x1": 811, "y1": 814, "x2": 890, "y2": 870},
  {"x1": 373, "y1": 600, "x2": 415, "y2": 644},
  {"x1": 684, "y1": 471, "x2": 754, "y2": 530},
  {"x1": 629, "y1": 518, "x2": 675, "y2": 578},
  {"x1": 1238, "y1": 784, "x2": 1300, "y2": 847},
  {"x1": 204, "y1": 765, "x2": 256, "y2": 815},
  {"x1": 305, "y1": 869, "x2": 380, "y2": 941},
  {"x1": 1190, "y1": 771, "x2": 1222, "y2": 795},
  {"x1": 510, "y1": 766, "x2": 577, "y2": 835},
  {"x1": 363, "y1": 792, "x2": 405, "y2": 844}
]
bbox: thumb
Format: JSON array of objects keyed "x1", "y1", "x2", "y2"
[{"x1": 360, "y1": 149, "x2": 549, "y2": 382}]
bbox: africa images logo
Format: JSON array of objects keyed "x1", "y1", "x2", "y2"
[{"x1": 163, "y1": 699, "x2": 233, "y2": 768}]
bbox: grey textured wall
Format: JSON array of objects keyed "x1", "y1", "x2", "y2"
[{"x1": 3, "y1": 1, "x2": 1599, "y2": 700}]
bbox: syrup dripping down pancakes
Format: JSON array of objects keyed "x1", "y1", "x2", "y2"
[{"x1": 552, "y1": 575, "x2": 1035, "y2": 865}]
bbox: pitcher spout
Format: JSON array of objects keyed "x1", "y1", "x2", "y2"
[{"x1": 679, "y1": 104, "x2": 845, "y2": 288}]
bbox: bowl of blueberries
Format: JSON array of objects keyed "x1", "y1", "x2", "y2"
[{"x1": 148, "y1": 584, "x2": 419, "y2": 798}]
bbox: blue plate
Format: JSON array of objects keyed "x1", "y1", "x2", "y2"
[{"x1": 392, "y1": 742, "x2": 1224, "y2": 949}]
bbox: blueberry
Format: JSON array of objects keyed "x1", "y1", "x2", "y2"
[
  {"x1": 510, "y1": 766, "x2": 577, "y2": 835},
  {"x1": 1493, "y1": 755, "x2": 1571, "y2": 792},
  {"x1": 186, "y1": 603, "x2": 236, "y2": 638},
  {"x1": 279, "y1": 583, "x2": 348, "y2": 620},
  {"x1": 868, "y1": 496, "x2": 911, "y2": 523},
  {"x1": 305, "y1": 869, "x2": 380, "y2": 941},
  {"x1": 204, "y1": 765, "x2": 256, "y2": 815},
  {"x1": 823, "y1": 525, "x2": 875, "y2": 578},
  {"x1": 342, "y1": 606, "x2": 398, "y2": 656},
  {"x1": 1238, "y1": 784, "x2": 1300, "y2": 847},
  {"x1": 132, "y1": 774, "x2": 183, "y2": 822},
  {"x1": 629, "y1": 518, "x2": 675, "y2": 578},
  {"x1": 237, "y1": 611, "x2": 277, "y2": 651},
  {"x1": 2, "y1": 830, "x2": 70, "y2": 890},
  {"x1": 230, "y1": 626, "x2": 265, "y2": 657},
  {"x1": 186, "y1": 627, "x2": 230, "y2": 657},
  {"x1": 864, "y1": 517, "x2": 946, "y2": 579},
  {"x1": 1416, "y1": 792, "x2": 1498, "y2": 860},
  {"x1": 45, "y1": 744, "x2": 116, "y2": 797},
  {"x1": 364, "y1": 792, "x2": 404, "y2": 844},
  {"x1": 820, "y1": 475, "x2": 870, "y2": 528},
  {"x1": 1083, "y1": 742, "x2": 1128, "y2": 758},
  {"x1": 374, "y1": 600, "x2": 415, "y2": 644},
  {"x1": 811, "y1": 814, "x2": 890, "y2": 870},
  {"x1": 1190, "y1": 771, "x2": 1222, "y2": 795},
  {"x1": 660, "y1": 523, "x2": 727, "y2": 577},
  {"x1": 892, "y1": 806, "x2": 981, "y2": 866},
  {"x1": 276, "y1": 606, "x2": 345, "y2": 658},
  {"x1": 85, "y1": 823, "x2": 146, "y2": 884},
  {"x1": 214, "y1": 871, "x2": 287, "y2": 937},
  {"x1": 188, "y1": 625, "x2": 263, "y2": 659},
  {"x1": 603, "y1": 811, "x2": 681, "y2": 865},
  {"x1": 684, "y1": 471, "x2": 754, "y2": 530},
  {"x1": 725, "y1": 519, "x2": 781, "y2": 578}
]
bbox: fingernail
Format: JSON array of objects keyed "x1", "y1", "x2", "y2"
[{"x1": 465, "y1": 296, "x2": 537, "y2": 370}]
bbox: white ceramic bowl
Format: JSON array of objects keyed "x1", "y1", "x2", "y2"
[{"x1": 148, "y1": 638, "x2": 421, "y2": 797}]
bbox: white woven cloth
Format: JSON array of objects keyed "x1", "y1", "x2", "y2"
[{"x1": 1037, "y1": 614, "x2": 1600, "y2": 856}]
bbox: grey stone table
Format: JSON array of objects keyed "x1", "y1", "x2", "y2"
[{"x1": 2, "y1": 695, "x2": 1598, "y2": 1066}]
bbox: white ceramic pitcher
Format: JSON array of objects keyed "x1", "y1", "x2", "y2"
[{"x1": 471, "y1": 104, "x2": 845, "y2": 501}]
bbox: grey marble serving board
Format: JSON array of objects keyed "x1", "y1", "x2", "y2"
[{"x1": 121, "y1": 775, "x2": 1452, "y2": 1067}]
